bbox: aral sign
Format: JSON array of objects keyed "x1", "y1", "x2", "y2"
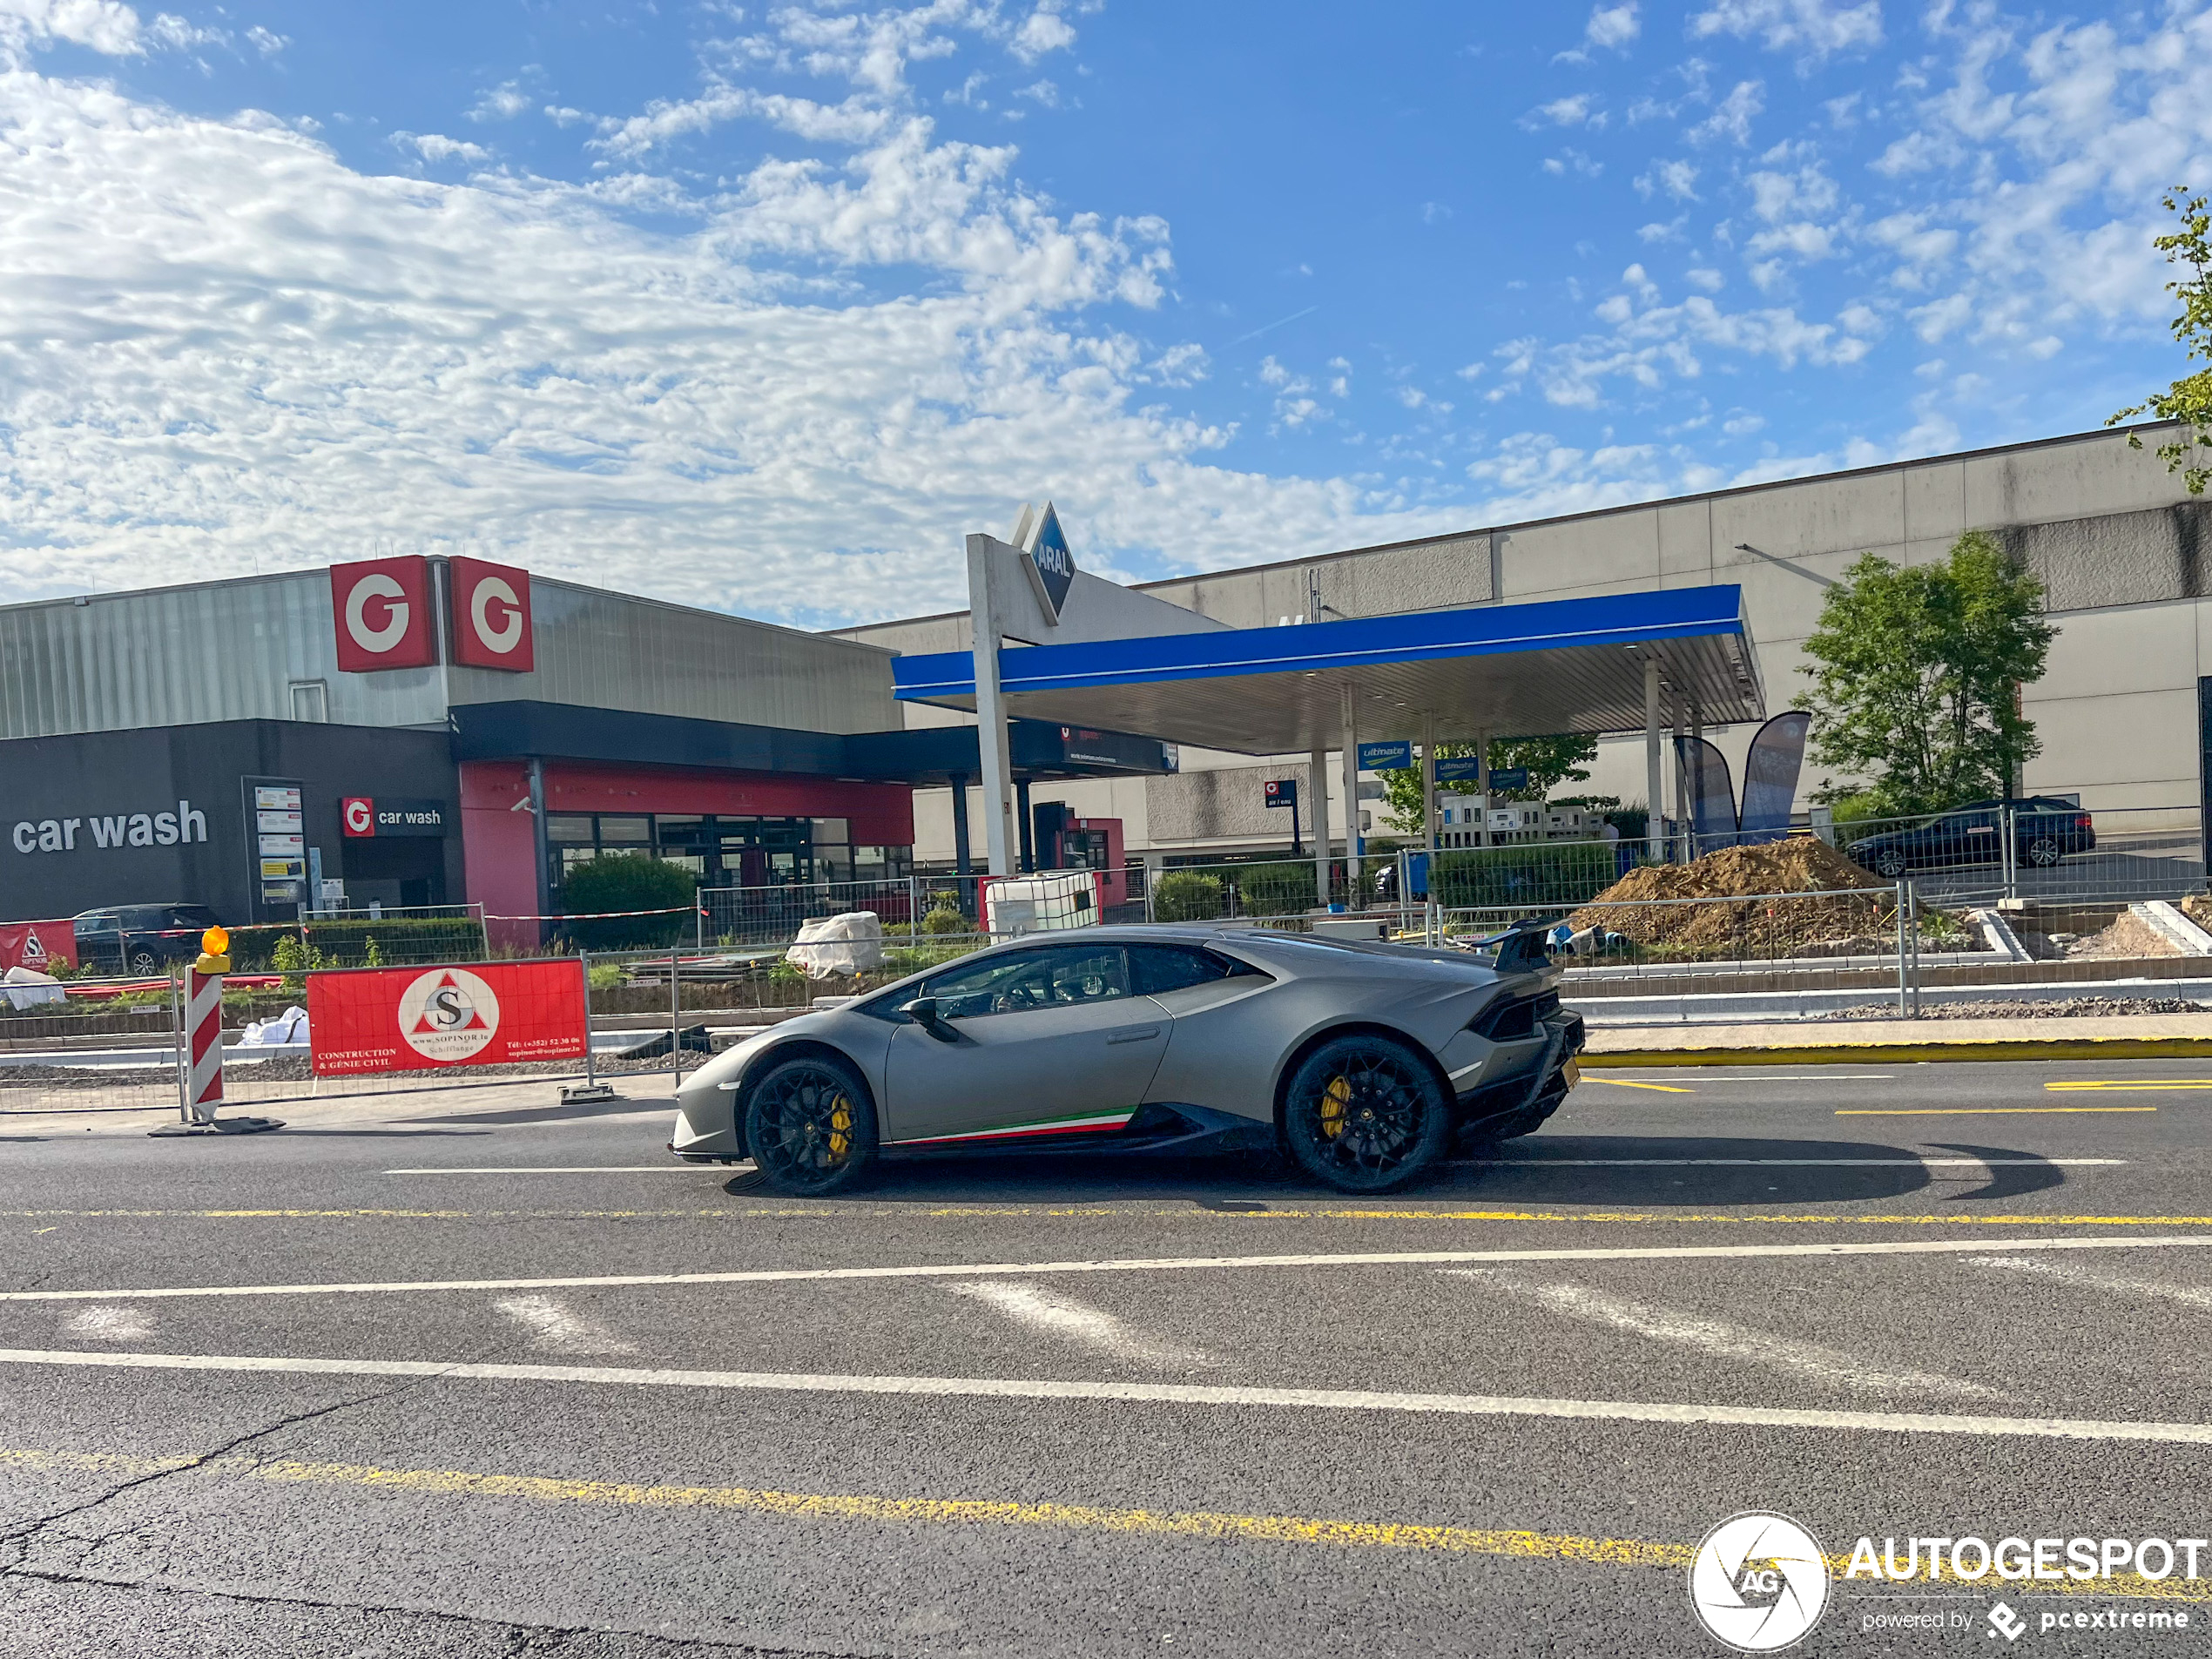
[{"x1": 10, "y1": 799, "x2": 209, "y2": 856}]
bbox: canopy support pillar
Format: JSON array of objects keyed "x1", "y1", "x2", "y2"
[
  {"x1": 1309, "y1": 740, "x2": 1332, "y2": 910},
  {"x1": 1339, "y1": 683, "x2": 1361, "y2": 904},
  {"x1": 1643, "y1": 657, "x2": 1663, "y2": 866},
  {"x1": 968, "y1": 533, "x2": 1016, "y2": 878}
]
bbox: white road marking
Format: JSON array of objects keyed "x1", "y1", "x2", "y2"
[
  {"x1": 1447, "y1": 1271, "x2": 2000, "y2": 1401},
  {"x1": 7, "y1": 1234, "x2": 2212, "y2": 1305},
  {"x1": 948, "y1": 1280, "x2": 1214, "y2": 1369},
  {"x1": 491, "y1": 1294, "x2": 637, "y2": 1355},
  {"x1": 1972, "y1": 1255, "x2": 2212, "y2": 1310},
  {"x1": 4, "y1": 1347, "x2": 2211, "y2": 1446},
  {"x1": 1450, "y1": 1158, "x2": 2124, "y2": 1168},
  {"x1": 386, "y1": 1166, "x2": 711, "y2": 1176},
  {"x1": 61, "y1": 1305, "x2": 152, "y2": 1342}
]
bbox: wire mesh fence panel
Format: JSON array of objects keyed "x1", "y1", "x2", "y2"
[
  {"x1": 0, "y1": 968, "x2": 185, "y2": 1118},
  {"x1": 1820, "y1": 803, "x2": 2200, "y2": 906},
  {"x1": 699, "y1": 879, "x2": 921, "y2": 948}
]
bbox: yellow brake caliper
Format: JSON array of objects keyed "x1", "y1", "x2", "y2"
[
  {"x1": 1320, "y1": 1076, "x2": 1351, "y2": 1139},
  {"x1": 828, "y1": 1096, "x2": 853, "y2": 1161}
]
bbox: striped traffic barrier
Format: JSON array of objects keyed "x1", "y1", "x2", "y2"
[{"x1": 152, "y1": 926, "x2": 284, "y2": 1138}]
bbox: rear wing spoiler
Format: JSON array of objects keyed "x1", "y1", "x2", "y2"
[{"x1": 1460, "y1": 916, "x2": 1553, "y2": 973}]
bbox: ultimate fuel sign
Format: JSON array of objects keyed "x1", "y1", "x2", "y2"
[{"x1": 307, "y1": 961, "x2": 589, "y2": 1076}]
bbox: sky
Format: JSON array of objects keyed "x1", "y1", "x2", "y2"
[{"x1": 0, "y1": 0, "x2": 2204, "y2": 627}]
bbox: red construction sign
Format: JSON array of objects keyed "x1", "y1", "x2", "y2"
[{"x1": 307, "y1": 960, "x2": 589, "y2": 1076}]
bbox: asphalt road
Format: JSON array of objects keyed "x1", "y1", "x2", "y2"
[{"x1": 8, "y1": 1058, "x2": 2212, "y2": 1656}]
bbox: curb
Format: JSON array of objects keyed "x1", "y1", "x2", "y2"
[{"x1": 1582, "y1": 1037, "x2": 2212, "y2": 1068}]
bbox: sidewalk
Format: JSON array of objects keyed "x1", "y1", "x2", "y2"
[
  {"x1": 0, "y1": 1074, "x2": 678, "y2": 1139},
  {"x1": 1582, "y1": 1012, "x2": 2212, "y2": 1067}
]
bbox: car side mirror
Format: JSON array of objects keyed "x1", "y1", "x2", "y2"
[{"x1": 900, "y1": 996, "x2": 958, "y2": 1042}]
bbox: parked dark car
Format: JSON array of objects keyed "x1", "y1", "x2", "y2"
[
  {"x1": 71, "y1": 903, "x2": 226, "y2": 976},
  {"x1": 1844, "y1": 798, "x2": 2095, "y2": 879}
]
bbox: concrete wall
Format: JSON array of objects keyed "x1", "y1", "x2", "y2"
[{"x1": 858, "y1": 426, "x2": 2212, "y2": 860}]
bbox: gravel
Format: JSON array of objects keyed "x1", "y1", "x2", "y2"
[{"x1": 1820, "y1": 995, "x2": 2212, "y2": 1021}]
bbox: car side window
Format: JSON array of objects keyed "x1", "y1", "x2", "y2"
[
  {"x1": 1128, "y1": 944, "x2": 1238, "y2": 996},
  {"x1": 923, "y1": 946, "x2": 1129, "y2": 1019}
]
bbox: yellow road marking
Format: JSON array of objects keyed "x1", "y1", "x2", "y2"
[
  {"x1": 2, "y1": 1447, "x2": 2203, "y2": 1602},
  {"x1": 1581, "y1": 1078, "x2": 1695, "y2": 1093},
  {"x1": 2049, "y1": 1082, "x2": 2212, "y2": 1092},
  {"x1": 1836, "y1": 1108, "x2": 2157, "y2": 1116}
]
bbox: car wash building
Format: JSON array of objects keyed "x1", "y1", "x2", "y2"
[{"x1": 0, "y1": 556, "x2": 1172, "y2": 933}]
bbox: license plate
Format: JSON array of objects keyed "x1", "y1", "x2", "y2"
[{"x1": 1561, "y1": 1060, "x2": 1581, "y2": 1089}]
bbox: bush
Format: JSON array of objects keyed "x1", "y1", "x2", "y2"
[
  {"x1": 920, "y1": 907, "x2": 969, "y2": 935},
  {"x1": 228, "y1": 916, "x2": 488, "y2": 972},
  {"x1": 1430, "y1": 841, "x2": 1620, "y2": 910},
  {"x1": 1151, "y1": 871, "x2": 1224, "y2": 921},
  {"x1": 1230, "y1": 862, "x2": 1316, "y2": 917},
  {"x1": 558, "y1": 854, "x2": 698, "y2": 950}
]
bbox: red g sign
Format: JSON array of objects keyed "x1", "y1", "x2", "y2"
[
  {"x1": 330, "y1": 557, "x2": 435, "y2": 672},
  {"x1": 450, "y1": 556, "x2": 534, "y2": 671},
  {"x1": 341, "y1": 797, "x2": 376, "y2": 837}
]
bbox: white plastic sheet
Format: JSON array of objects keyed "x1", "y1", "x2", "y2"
[
  {"x1": 0, "y1": 965, "x2": 64, "y2": 1010},
  {"x1": 785, "y1": 911, "x2": 886, "y2": 980},
  {"x1": 242, "y1": 1004, "x2": 310, "y2": 1044}
]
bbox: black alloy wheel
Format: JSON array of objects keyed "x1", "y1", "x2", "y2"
[
  {"x1": 2024, "y1": 836, "x2": 2062, "y2": 867},
  {"x1": 1280, "y1": 1034, "x2": 1450, "y2": 1194},
  {"x1": 743, "y1": 1055, "x2": 878, "y2": 1197},
  {"x1": 129, "y1": 950, "x2": 158, "y2": 975}
]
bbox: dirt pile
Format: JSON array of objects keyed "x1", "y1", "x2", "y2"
[{"x1": 1567, "y1": 836, "x2": 1893, "y2": 956}]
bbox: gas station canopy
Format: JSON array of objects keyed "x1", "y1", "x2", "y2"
[{"x1": 893, "y1": 584, "x2": 1764, "y2": 755}]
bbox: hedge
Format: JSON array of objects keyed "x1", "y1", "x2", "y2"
[
  {"x1": 227, "y1": 915, "x2": 488, "y2": 971},
  {"x1": 1228, "y1": 862, "x2": 1318, "y2": 917},
  {"x1": 1429, "y1": 841, "x2": 1620, "y2": 911},
  {"x1": 558, "y1": 853, "x2": 698, "y2": 950}
]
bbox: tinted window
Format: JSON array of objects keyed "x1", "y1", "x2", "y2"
[
  {"x1": 1129, "y1": 944, "x2": 1238, "y2": 996},
  {"x1": 924, "y1": 946, "x2": 1129, "y2": 1018},
  {"x1": 169, "y1": 906, "x2": 220, "y2": 928}
]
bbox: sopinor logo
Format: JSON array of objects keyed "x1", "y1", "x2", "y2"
[
  {"x1": 450, "y1": 555, "x2": 534, "y2": 671},
  {"x1": 396, "y1": 968, "x2": 502, "y2": 1063},
  {"x1": 1689, "y1": 1513, "x2": 1831, "y2": 1652},
  {"x1": 329, "y1": 556, "x2": 436, "y2": 672}
]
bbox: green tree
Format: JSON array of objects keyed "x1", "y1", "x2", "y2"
[
  {"x1": 2110, "y1": 189, "x2": 2212, "y2": 492},
  {"x1": 1379, "y1": 733, "x2": 1597, "y2": 835},
  {"x1": 1798, "y1": 532, "x2": 2054, "y2": 818}
]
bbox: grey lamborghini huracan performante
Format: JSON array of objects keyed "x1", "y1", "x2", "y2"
[{"x1": 669, "y1": 922, "x2": 1583, "y2": 1196}]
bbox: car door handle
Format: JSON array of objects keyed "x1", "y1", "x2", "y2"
[{"x1": 1106, "y1": 1025, "x2": 1163, "y2": 1044}]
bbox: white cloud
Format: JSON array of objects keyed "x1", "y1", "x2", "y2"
[
  {"x1": 1685, "y1": 267, "x2": 1724, "y2": 290},
  {"x1": 1011, "y1": 5, "x2": 1077, "y2": 63},
  {"x1": 392, "y1": 132, "x2": 493, "y2": 165},
  {"x1": 244, "y1": 24, "x2": 284, "y2": 56},
  {"x1": 1586, "y1": 3, "x2": 1640, "y2": 50},
  {"x1": 1686, "y1": 80, "x2": 1763, "y2": 146},
  {"x1": 0, "y1": 39, "x2": 1494, "y2": 619},
  {"x1": 1525, "y1": 94, "x2": 1599, "y2": 128},
  {"x1": 1689, "y1": 0, "x2": 1882, "y2": 58},
  {"x1": 1634, "y1": 158, "x2": 1699, "y2": 200},
  {"x1": 471, "y1": 81, "x2": 531, "y2": 123}
]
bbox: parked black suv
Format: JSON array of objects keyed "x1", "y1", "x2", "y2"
[
  {"x1": 71, "y1": 903, "x2": 226, "y2": 976},
  {"x1": 1844, "y1": 798, "x2": 2096, "y2": 879}
]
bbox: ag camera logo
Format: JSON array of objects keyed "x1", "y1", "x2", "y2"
[{"x1": 1689, "y1": 1512, "x2": 1831, "y2": 1652}]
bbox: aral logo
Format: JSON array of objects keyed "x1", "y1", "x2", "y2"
[
  {"x1": 1689, "y1": 1512, "x2": 1831, "y2": 1652},
  {"x1": 396, "y1": 968, "x2": 501, "y2": 1063},
  {"x1": 1022, "y1": 501, "x2": 1077, "y2": 622}
]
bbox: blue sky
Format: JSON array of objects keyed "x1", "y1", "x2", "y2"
[{"x1": 0, "y1": 0, "x2": 2202, "y2": 624}]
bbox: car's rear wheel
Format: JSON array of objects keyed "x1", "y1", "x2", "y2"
[
  {"x1": 1280, "y1": 1035, "x2": 1450, "y2": 1194},
  {"x1": 129, "y1": 949, "x2": 158, "y2": 976},
  {"x1": 2024, "y1": 836, "x2": 2062, "y2": 867},
  {"x1": 1869, "y1": 848, "x2": 1906, "y2": 878},
  {"x1": 743, "y1": 1055, "x2": 877, "y2": 1197}
]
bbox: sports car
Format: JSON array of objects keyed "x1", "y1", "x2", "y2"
[{"x1": 669, "y1": 921, "x2": 1583, "y2": 1196}]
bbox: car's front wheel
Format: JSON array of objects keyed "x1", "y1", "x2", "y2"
[
  {"x1": 1869, "y1": 848, "x2": 1906, "y2": 878},
  {"x1": 1280, "y1": 1034, "x2": 1450, "y2": 1194},
  {"x1": 128, "y1": 949, "x2": 158, "y2": 976},
  {"x1": 743, "y1": 1055, "x2": 878, "y2": 1197}
]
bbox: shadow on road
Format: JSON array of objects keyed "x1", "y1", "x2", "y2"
[{"x1": 718, "y1": 1136, "x2": 2067, "y2": 1209}]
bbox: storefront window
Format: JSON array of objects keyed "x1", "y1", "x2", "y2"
[
  {"x1": 547, "y1": 815, "x2": 595, "y2": 843},
  {"x1": 598, "y1": 815, "x2": 651, "y2": 846}
]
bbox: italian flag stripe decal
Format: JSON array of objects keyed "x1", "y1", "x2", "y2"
[{"x1": 887, "y1": 1109, "x2": 1136, "y2": 1149}]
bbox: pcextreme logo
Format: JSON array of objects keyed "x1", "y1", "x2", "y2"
[{"x1": 1689, "y1": 1512, "x2": 1831, "y2": 1652}]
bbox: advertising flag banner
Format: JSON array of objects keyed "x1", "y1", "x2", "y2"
[{"x1": 307, "y1": 960, "x2": 589, "y2": 1076}]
